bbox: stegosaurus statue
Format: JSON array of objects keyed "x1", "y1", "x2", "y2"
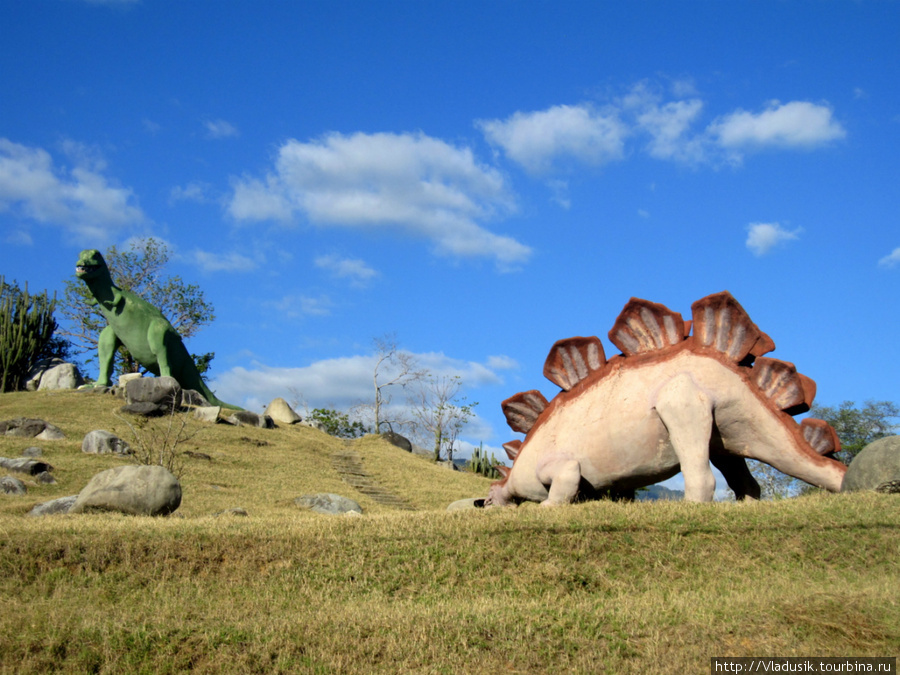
[{"x1": 485, "y1": 291, "x2": 846, "y2": 507}]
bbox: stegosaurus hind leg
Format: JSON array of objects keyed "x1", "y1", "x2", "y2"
[{"x1": 655, "y1": 373, "x2": 716, "y2": 502}]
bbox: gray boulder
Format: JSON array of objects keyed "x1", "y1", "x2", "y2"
[
  {"x1": 180, "y1": 389, "x2": 210, "y2": 408},
  {"x1": 294, "y1": 493, "x2": 363, "y2": 515},
  {"x1": 0, "y1": 456, "x2": 54, "y2": 475},
  {"x1": 1, "y1": 475, "x2": 27, "y2": 495},
  {"x1": 0, "y1": 418, "x2": 65, "y2": 440},
  {"x1": 194, "y1": 406, "x2": 221, "y2": 423},
  {"x1": 265, "y1": 398, "x2": 302, "y2": 425},
  {"x1": 125, "y1": 376, "x2": 182, "y2": 408},
  {"x1": 446, "y1": 498, "x2": 484, "y2": 511},
  {"x1": 28, "y1": 495, "x2": 78, "y2": 517},
  {"x1": 120, "y1": 401, "x2": 167, "y2": 417},
  {"x1": 842, "y1": 436, "x2": 900, "y2": 494},
  {"x1": 71, "y1": 465, "x2": 182, "y2": 516},
  {"x1": 22, "y1": 447, "x2": 42, "y2": 457},
  {"x1": 25, "y1": 358, "x2": 84, "y2": 391},
  {"x1": 82, "y1": 430, "x2": 132, "y2": 455},
  {"x1": 227, "y1": 411, "x2": 274, "y2": 429},
  {"x1": 380, "y1": 432, "x2": 413, "y2": 452}
]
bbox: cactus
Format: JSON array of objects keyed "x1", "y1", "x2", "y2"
[
  {"x1": 468, "y1": 443, "x2": 504, "y2": 479},
  {"x1": 0, "y1": 276, "x2": 58, "y2": 393}
]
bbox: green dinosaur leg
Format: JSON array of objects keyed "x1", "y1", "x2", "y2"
[
  {"x1": 96, "y1": 325, "x2": 121, "y2": 387},
  {"x1": 147, "y1": 319, "x2": 175, "y2": 378},
  {"x1": 655, "y1": 373, "x2": 716, "y2": 502}
]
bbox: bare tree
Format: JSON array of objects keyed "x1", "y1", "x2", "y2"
[
  {"x1": 370, "y1": 334, "x2": 427, "y2": 434},
  {"x1": 410, "y1": 374, "x2": 477, "y2": 462}
]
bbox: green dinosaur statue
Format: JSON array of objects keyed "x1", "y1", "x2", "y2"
[{"x1": 75, "y1": 249, "x2": 240, "y2": 409}]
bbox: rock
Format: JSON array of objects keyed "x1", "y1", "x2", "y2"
[
  {"x1": 0, "y1": 418, "x2": 65, "y2": 440},
  {"x1": 227, "y1": 411, "x2": 274, "y2": 429},
  {"x1": 380, "y1": 432, "x2": 413, "y2": 452},
  {"x1": 35, "y1": 471, "x2": 56, "y2": 484},
  {"x1": 22, "y1": 447, "x2": 42, "y2": 457},
  {"x1": 214, "y1": 507, "x2": 249, "y2": 517},
  {"x1": 28, "y1": 495, "x2": 78, "y2": 516},
  {"x1": 120, "y1": 402, "x2": 166, "y2": 417},
  {"x1": 301, "y1": 419, "x2": 328, "y2": 433},
  {"x1": 437, "y1": 460, "x2": 461, "y2": 471},
  {"x1": 0, "y1": 457, "x2": 54, "y2": 475},
  {"x1": 842, "y1": 436, "x2": 900, "y2": 493},
  {"x1": 118, "y1": 373, "x2": 144, "y2": 387},
  {"x1": 294, "y1": 493, "x2": 363, "y2": 515},
  {"x1": 71, "y1": 465, "x2": 182, "y2": 516},
  {"x1": 82, "y1": 430, "x2": 132, "y2": 455},
  {"x1": 1, "y1": 475, "x2": 27, "y2": 495},
  {"x1": 180, "y1": 389, "x2": 210, "y2": 408},
  {"x1": 446, "y1": 498, "x2": 485, "y2": 511},
  {"x1": 25, "y1": 358, "x2": 85, "y2": 391},
  {"x1": 194, "y1": 406, "x2": 221, "y2": 423},
  {"x1": 265, "y1": 398, "x2": 302, "y2": 425},
  {"x1": 125, "y1": 376, "x2": 182, "y2": 408}
]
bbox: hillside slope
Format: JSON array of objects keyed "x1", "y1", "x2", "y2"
[{"x1": 0, "y1": 390, "x2": 493, "y2": 517}]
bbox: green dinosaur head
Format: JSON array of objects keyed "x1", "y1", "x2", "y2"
[{"x1": 75, "y1": 249, "x2": 109, "y2": 281}]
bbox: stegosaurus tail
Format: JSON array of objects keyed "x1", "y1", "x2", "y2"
[{"x1": 492, "y1": 291, "x2": 842, "y2": 491}]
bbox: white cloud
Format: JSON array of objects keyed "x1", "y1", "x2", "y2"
[
  {"x1": 486, "y1": 355, "x2": 519, "y2": 371},
  {"x1": 204, "y1": 119, "x2": 239, "y2": 139},
  {"x1": 315, "y1": 254, "x2": 379, "y2": 287},
  {"x1": 745, "y1": 222, "x2": 802, "y2": 256},
  {"x1": 878, "y1": 247, "x2": 900, "y2": 268},
  {"x1": 710, "y1": 101, "x2": 846, "y2": 151},
  {"x1": 480, "y1": 85, "x2": 846, "y2": 176},
  {"x1": 265, "y1": 294, "x2": 333, "y2": 319},
  {"x1": 169, "y1": 181, "x2": 211, "y2": 204},
  {"x1": 227, "y1": 131, "x2": 529, "y2": 269},
  {"x1": 478, "y1": 104, "x2": 627, "y2": 174},
  {"x1": 211, "y1": 349, "x2": 514, "y2": 442},
  {"x1": 637, "y1": 98, "x2": 706, "y2": 162},
  {"x1": 191, "y1": 249, "x2": 260, "y2": 273},
  {"x1": 0, "y1": 138, "x2": 144, "y2": 241}
]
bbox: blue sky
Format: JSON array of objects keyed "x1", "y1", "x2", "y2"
[{"x1": 2, "y1": 1, "x2": 898, "y2": 488}]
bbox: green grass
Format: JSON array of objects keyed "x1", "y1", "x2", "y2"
[{"x1": 1, "y1": 390, "x2": 898, "y2": 673}]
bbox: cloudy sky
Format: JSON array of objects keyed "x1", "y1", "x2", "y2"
[{"x1": 2, "y1": 1, "x2": 898, "y2": 489}]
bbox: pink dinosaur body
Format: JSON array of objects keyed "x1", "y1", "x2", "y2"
[{"x1": 486, "y1": 292, "x2": 846, "y2": 507}]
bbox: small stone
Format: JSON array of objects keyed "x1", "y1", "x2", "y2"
[
  {"x1": 1, "y1": 475, "x2": 27, "y2": 495},
  {"x1": 28, "y1": 495, "x2": 78, "y2": 517},
  {"x1": 82, "y1": 430, "x2": 132, "y2": 455},
  {"x1": 294, "y1": 493, "x2": 363, "y2": 515}
]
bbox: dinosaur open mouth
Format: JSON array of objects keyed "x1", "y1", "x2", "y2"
[{"x1": 76, "y1": 264, "x2": 100, "y2": 275}]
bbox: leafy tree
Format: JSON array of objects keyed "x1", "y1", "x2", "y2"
[
  {"x1": 308, "y1": 408, "x2": 369, "y2": 439},
  {"x1": 410, "y1": 374, "x2": 477, "y2": 462},
  {"x1": 809, "y1": 400, "x2": 899, "y2": 465},
  {"x1": 59, "y1": 238, "x2": 215, "y2": 377},
  {"x1": 0, "y1": 277, "x2": 62, "y2": 392}
]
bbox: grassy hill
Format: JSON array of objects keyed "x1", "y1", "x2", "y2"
[{"x1": 1, "y1": 390, "x2": 898, "y2": 674}]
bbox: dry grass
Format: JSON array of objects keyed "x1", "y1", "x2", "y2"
[{"x1": 1, "y1": 391, "x2": 898, "y2": 673}]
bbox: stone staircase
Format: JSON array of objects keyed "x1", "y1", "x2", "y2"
[{"x1": 331, "y1": 449, "x2": 416, "y2": 511}]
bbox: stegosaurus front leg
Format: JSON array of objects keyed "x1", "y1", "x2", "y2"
[{"x1": 536, "y1": 454, "x2": 583, "y2": 506}]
